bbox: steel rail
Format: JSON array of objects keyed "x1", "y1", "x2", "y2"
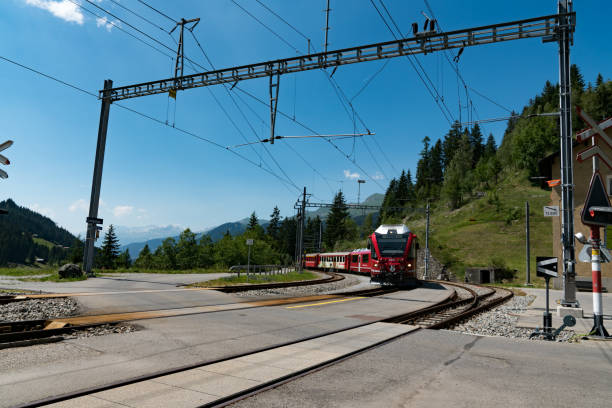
[{"x1": 102, "y1": 12, "x2": 574, "y2": 102}]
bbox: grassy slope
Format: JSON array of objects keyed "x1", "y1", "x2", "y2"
[
  {"x1": 190, "y1": 271, "x2": 318, "y2": 287},
  {"x1": 409, "y1": 172, "x2": 552, "y2": 286},
  {"x1": 32, "y1": 237, "x2": 57, "y2": 249}
]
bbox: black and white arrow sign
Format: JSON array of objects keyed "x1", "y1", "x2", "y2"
[{"x1": 536, "y1": 256, "x2": 558, "y2": 278}]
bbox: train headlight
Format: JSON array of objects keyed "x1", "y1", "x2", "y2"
[{"x1": 407, "y1": 263, "x2": 412, "y2": 268}]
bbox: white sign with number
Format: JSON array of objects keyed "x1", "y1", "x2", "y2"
[
  {"x1": 543, "y1": 206, "x2": 559, "y2": 217},
  {"x1": 246, "y1": 239, "x2": 254, "y2": 246}
]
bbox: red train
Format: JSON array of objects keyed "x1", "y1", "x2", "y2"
[{"x1": 303, "y1": 224, "x2": 418, "y2": 285}]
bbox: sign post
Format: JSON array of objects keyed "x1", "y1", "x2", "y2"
[
  {"x1": 246, "y1": 239, "x2": 254, "y2": 278},
  {"x1": 575, "y1": 106, "x2": 612, "y2": 338},
  {"x1": 536, "y1": 256, "x2": 558, "y2": 334}
]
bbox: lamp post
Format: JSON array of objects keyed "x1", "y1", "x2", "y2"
[{"x1": 357, "y1": 179, "x2": 366, "y2": 218}]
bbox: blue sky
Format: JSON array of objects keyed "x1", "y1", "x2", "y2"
[{"x1": 1, "y1": 0, "x2": 611, "y2": 236}]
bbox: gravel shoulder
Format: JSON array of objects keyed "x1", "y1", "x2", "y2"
[
  {"x1": 451, "y1": 293, "x2": 577, "y2": 342},
  {"x1": 232, "y1": 272, "x2": 372, "y2": 298}
]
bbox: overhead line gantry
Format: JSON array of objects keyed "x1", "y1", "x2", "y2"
[{"x1": 84, "y1": 3, "x2": 577, "y2": 310}]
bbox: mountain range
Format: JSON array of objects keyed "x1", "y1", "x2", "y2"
[{"x1": 119, "y1": 193, "x2": 384, "y2": 257}]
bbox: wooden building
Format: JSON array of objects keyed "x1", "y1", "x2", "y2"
[{"x1": 539, "y1": 120, "x2": 612, "y2": 290}]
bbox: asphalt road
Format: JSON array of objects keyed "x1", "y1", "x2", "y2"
[
  {"x1": 231, "y1": 329, "x2": 612, "y2": 408},
  {"x1": 0, "y1": 278, "x2": 451, "y2": 407}
]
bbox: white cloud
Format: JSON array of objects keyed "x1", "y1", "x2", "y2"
[
  {"x1": 29, "y1": 203, "x2": 55, "y2": 218},
  {"x1": 69, "y1": 198, "x2": 88, "y2": 213},
  {"x1": 113, "y1": 205, "x2": 134, "y2": 217},
  {"x1": 343, "y1": 170, "x2": 361, "y2": 180},
  {"x1": 26, "y1": 0, "x2": 84, "y2": 25},
  {"x1": 373, "y1": 172, "x2": 385, "y2": 180}
]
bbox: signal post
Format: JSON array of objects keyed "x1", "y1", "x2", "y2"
[{"x1": 575, "y1": 107, "x2": 612, "y2": 338}]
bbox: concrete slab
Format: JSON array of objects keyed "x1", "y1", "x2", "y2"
[
  {"x1": 40, "y1": 322, "x2": 419, "y2": 408},
  {"x1": 1, "y1": 286, "x2": 449, "y2": 407},
  {"x1": 229, "y1": 330, "x2": 612, "y2": 408}
]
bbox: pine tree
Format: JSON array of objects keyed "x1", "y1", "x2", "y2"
[
  {"x1": 247, "y1": 212, "x2": 259, "y2": 230},
  {"x1": 324, "y1": 191, "x2": 349, "y2": 247},
  {"x1": 267, "y1": 206, "x2": 281, "y2": 241},
  {"x1": 442, "y1": 121, "x2": 462, "y2": 168},
  {"x1": 429, "y1": 140, "x2": 444, "y2": 185},
  {"x1": 484, "y1": 134, "x2": 497, "y2": 158},
  {"x1": 469, "y1": 123, "x2": 484, "y2": 167},
  {"x1": 99, "y1": 224, "x2": 120, "y2": 269}
]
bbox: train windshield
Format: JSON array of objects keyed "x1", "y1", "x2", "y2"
[{"x1": 375, "y1": 233, "x2": 409, "y2": 257}]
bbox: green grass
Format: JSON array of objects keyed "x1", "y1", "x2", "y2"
[
  {"x1": 189, "y1": 270, "x2": 318, "y2": 287},
  {"x1": 96, "y1": 267, "x2": 232, "y2": 275},
  {"x1": 19, "y1": 271, "x2": 87, "y2": 282},
  {"x1": 409, "y1": 171, "x2": 554, "y2": 286},
  {"x1": 32, "y1": 237, "x2": 58, "y2": 249},
  {"x1": 0, "y1": 266, "x2": 55, "y2": 276}
]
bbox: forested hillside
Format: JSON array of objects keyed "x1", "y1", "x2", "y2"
[
  {"x1": 375, "y1": 66, "x2": 612, "y2": 279},
  {"x1": 0, "y1": 199, "x2": 75, "y2": 266}
]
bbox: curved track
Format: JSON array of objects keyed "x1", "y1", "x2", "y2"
[{"x1": 12, "y1": 282, "x2": 513, "y2": 408}]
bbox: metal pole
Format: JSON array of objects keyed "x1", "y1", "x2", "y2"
[
  {"x1": 558, "y1": 0, "x2": 578, "y2": 307},
  {"x1": 425, "y1": 201, "x2": 430, "y2": 280},
  {"x1": 247, "y1": 244, "x2": 251, "y2": 278},
  {"x1": 319, "y1": 218, "x2": 322, "y2": 252},
  {"x1": 589, "y1": 227, "x2": 609, "y2": 337},
  {"x1": 83, "y1": 79, "x2": 113, "y2": 276},
  {"x1": 544, "y1": 276, "x2": 552, "y2": 333},
  {"x1": 526, "y1": 201, "x2": 531, "y2": 285},
  {"x1": 324, "y1": 0, "x2": 331, "y2": 53},
  {"x1": 299, "y1": 187, "x2": 307, "y2": 272}
]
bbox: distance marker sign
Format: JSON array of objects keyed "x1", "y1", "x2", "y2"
[{"x1": 536, "y1": 256, "x2": 558, "y2": 278}]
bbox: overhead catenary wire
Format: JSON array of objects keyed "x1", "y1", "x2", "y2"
[
  {"x1": 235, "y1": 1, "x2": 401, "y2": 185},
  {"x1": 64, "y1": 0, "x2": 174, "y2": 60},
  {"x1": 229, "y1": 1, "x2": 388, "y2": 189},
  {"x1": 0, "y1": 54, "x2": 299, "y2": 192},
  {"x1": 370, "y1": 0, "x2": 454, "y2": 125},
  {"x1": 233, "y1": 85, "x2": 387, "y2": 190},
  {"x1": 135, "y1": 0, "x2": 178, "y2": 23},
  {"x1": 107, "y1": 0, "x2": 172, "y2": 34},
  {"x1": 184, "y1": 30, "x2": 300, "y2": 192}
]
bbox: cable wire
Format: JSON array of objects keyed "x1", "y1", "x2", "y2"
[
  {"x1": 0, "y1": 54, "x2": 298, "y2": 192},
  {"x1": 107, "y1": 0, "x2": 171, "y2": 34},
  {"x1": 135, "y1": 0, "x2": 177, "y2": 23}
]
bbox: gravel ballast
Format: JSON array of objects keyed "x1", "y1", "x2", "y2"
[
  {"x1": 452, "y1": 294, "x2": 576, "y2": 342},
  {"x1": 0, "y1": 297, "x2": 79, "y2": 322},
  {"x1": 232, "y1": 273, "x2": 366, "y2": 298}
]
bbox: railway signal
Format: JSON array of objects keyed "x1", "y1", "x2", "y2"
[
  {"x1": 575, "y1": 106, "x2": 612, "y2": 338},
  {"x1": 0, "y1": 140, "x2": 13, "y2": 179}
]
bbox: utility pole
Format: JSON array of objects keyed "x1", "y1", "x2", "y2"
[
  {"x1": 357, "y1": 179, "x2": 366, "y2": 218},
  {"x1": 298, "y1": 187, "x2": 307, "y2": 272},
  {"x1": 83, "y1": 79, "x2": 112, "y2": 276},
  {"x1": 324, "y1": 0, "x2": 331, "y2": 53},
  {"x1": 556, "y1": 0, "x2": 578, "y2": 307},
  {"x1": 425, "y1": 201, "x2": 430, "y2": 280},
  {"x1": 526, "y1": 201, "x2": 532, "y2": 285}
]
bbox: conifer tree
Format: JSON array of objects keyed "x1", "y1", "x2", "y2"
[
  {"x1": 267, "y1": 206, "x2": 281, "y2": 241},
  {"x1": 100, "y1": 224, "x2": 120, "y2": 269},
  {"x1": 247, "y1": 212, "x2": 259, "y2": 230},
  {"x1": 469, "y1": 124, "x2": 484, "y2": 167},
  {"x1": 442, "y1": 121, "x2": 462, "y2": 168},
  {"x1": 324, "y1": 191, "x2": 349, "y2": 247},
  {"x1": 484, "y1": 134, "x2": 497, "y2": 158},
  {"x1": 69, "y1": 235, "x2": 84, "y2": 264},
  {"x1": 116, "y1": 249, "x2": 132, "y2": 269}
]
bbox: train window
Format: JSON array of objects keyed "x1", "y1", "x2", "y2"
[
  {"x1": 352, "y1": 255, "x2": 358, "y2": 263},
  {"x1": 363, "y1": 254, "x2": 369, "y2": 263}
]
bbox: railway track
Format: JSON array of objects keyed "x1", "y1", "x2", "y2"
[
  {"x1": 0, "y1": 283, "x2": 397, "y2": 350},
  {"x1": 384, "y1": 282, "x2": 513, "y2": 329},
  {"x1": 12, "y1": 281, "x2": 513, "y2": 408}
]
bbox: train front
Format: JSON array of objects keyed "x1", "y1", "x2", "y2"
[{"x1": 368, "y1": 224, "x2": 417, "y2": 285}]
